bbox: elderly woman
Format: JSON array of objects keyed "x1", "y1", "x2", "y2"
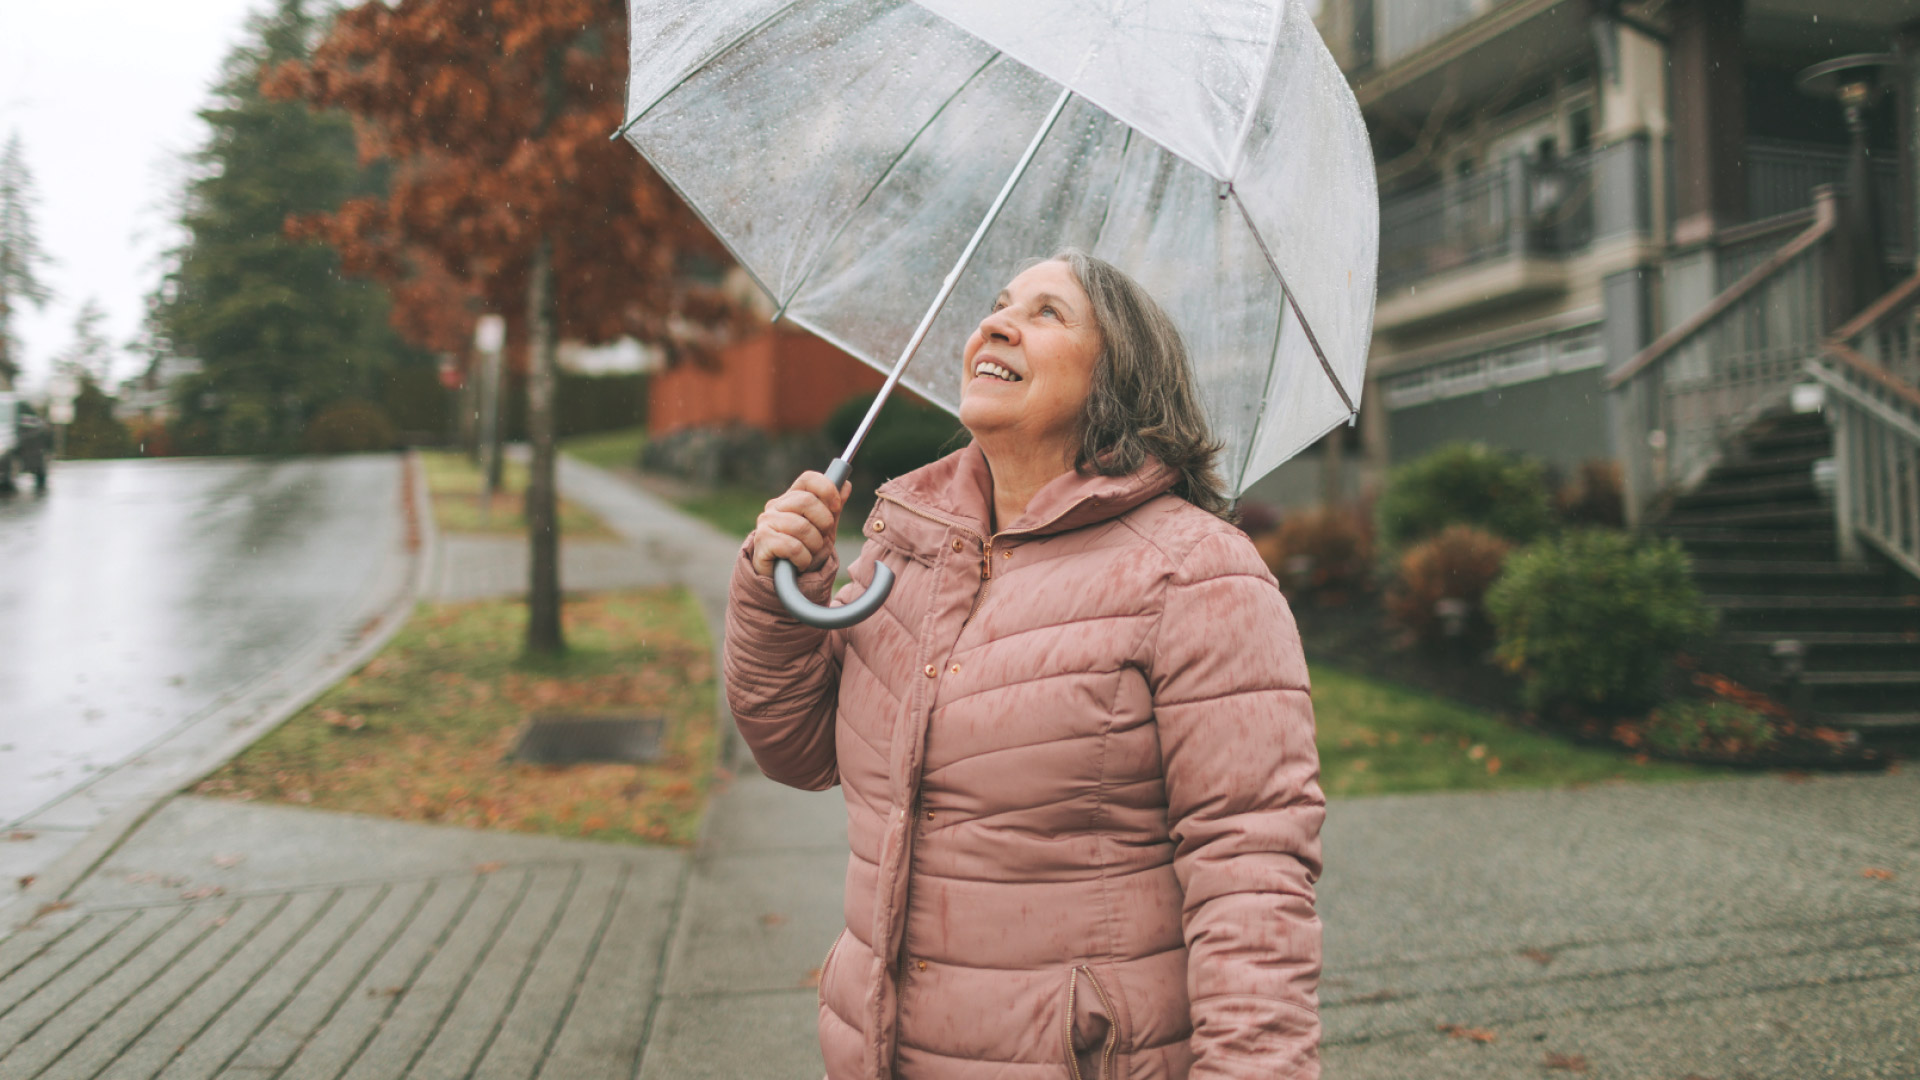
[{"x1": 725, "y1": 250, "x2": 1324, "y2": 1080}]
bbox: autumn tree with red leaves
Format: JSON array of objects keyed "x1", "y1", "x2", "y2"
[{"x1": 273, "y1": 0, "x2": 740, "y2": 654}]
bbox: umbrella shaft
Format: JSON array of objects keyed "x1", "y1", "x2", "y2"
[{"x1": 841, "y1": 85, "x2": 1076, "y2": 463}]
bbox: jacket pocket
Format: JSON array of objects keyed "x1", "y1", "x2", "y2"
[
  {"x1": 817, "y1": 929, "x2": 845, "y2": 1009},
  {"x1": 1062, "y1": 965, "x2": 1121, "y2": 1080}
]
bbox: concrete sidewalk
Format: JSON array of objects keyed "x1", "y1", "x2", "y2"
[{"x1": 2, "y1": 455, "x2": 1915, "y2": 1079}]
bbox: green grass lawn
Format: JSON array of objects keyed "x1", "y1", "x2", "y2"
[
  {"x1": 199, "y1": 589, "x2": 720, "y2": 847},
  {"x1": 560, "y1": 426, "x2": 647, "y2": 472},
  {"x1": 422, "y1": 450, "x2": 616, "y2": 540},
  {"x1": 1310, "y1": 663, "x2": 1723, "y2": 797}
]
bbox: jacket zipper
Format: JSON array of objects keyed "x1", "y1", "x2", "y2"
[
  {"x1": 964, "y1": 538, "x2": 995, "y2": 627},
  {"x1": 1062, "y1": 965, "x2": 1120, "y2": 1080}
]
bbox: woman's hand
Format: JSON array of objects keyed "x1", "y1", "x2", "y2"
[{"x1": 750, "y1": 471, "x2": 850, "y2": 578}]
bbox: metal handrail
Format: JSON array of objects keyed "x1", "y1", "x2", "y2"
[{"x1": 1606, "y1": 192, "x2": 1840, "y2": 524}]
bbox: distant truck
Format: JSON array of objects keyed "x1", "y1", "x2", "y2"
[{"x1": 0, "y1": 392, "x2": 51, "y2": 494}]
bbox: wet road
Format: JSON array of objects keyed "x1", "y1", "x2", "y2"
[{"x1": 0, "y1": 456, "x2": 406, "y2": 826}]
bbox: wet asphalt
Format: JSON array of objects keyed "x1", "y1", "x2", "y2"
[{"x1": 0, "y1": 455, "x2": 404, "y2": 826}]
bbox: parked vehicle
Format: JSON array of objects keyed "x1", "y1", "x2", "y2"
[{"x1": 0, "y1": 393, "x2": 52, "y2": 494}]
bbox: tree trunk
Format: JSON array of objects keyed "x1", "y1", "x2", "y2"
[{"x1": 525, "y1": 236, "x2": 565, "y2": 655}]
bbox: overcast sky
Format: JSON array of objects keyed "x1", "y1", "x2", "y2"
[{"x1": 2, "y1": 0, "x2": 261, "y2": 392}]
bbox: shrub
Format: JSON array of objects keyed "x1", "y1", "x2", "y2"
[
  {"x1": 1487, "y1": 529, "x2": 1717, "y2": 713},
  {"x1": 826, "y1": 392, "x2": 964, "y2": 483},
  {"x1": 1557, "y1": 459, "x2": 1626, "y2": 528},
  {"x1": 1640, "y1": 698, "x2": 1777, "y2": 757},
  {"x1": 1385, "y1": 525, "x2": 1512, "y2": 644},
  {"x1": 305, "y1": 400, "x2": 399, "y2": 454},
  {"x1": 1375, "y1": 442, "x2": 1553, "y2": 553},
  {"x1": 1255, "y1": 504, "x2": 1374, "y2": 600}
]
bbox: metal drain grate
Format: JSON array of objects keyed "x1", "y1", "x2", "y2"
[{"x1": 511, "y1": 712, "x2": 666, "y2": 764}]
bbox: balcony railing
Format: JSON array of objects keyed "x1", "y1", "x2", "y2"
[
  {"x1": 1378, "y1": 153, "x2": 1594, "y2": 292},
  {"x1": 1375, "y1": 0, "x2": 1480, "y2": 66},
  {"x1": 1747, "y1": 138, "x2": 1905, "y2": 262}
]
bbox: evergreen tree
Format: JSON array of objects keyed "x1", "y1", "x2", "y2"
[
  {"x1": 54, "y1": 297, "x2": 115, "y2": 386},
  {"x1": 0, "y1": 132, "x2": 56, "y2": 387},
  {"x1": 150, "y1": 0, "x2": 423, "y2": 454}
]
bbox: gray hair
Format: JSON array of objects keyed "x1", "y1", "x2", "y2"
[{"x1": 1050, "y1": 249, "x2": 1233, "y2": 520}]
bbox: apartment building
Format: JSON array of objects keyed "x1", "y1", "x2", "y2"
[{"x1": 1293, "y1": 0, "x2": 1915, "y2": 485}]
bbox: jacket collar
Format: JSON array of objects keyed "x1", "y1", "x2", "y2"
[{"x1": 875, "y1": 443, "x2": 1177, "y2": 541}]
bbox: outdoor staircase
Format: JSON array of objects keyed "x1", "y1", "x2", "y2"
[{"x1": 1651, "y1": 409, "x2": 1920, "y2": 744}]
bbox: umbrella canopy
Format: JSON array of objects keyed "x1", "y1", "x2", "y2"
[{"x1": 620, "y1": 0, "x2": 1377, "y2": 496}]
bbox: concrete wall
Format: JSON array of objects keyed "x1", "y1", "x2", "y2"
[{"x1": 1386, "y1": 367, "x2": 1612, "y2": 470}]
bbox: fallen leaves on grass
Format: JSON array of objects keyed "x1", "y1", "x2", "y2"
[
  {"x1": 1862, "y1": 867, "x2": 1896, "y2": 881},
  {"x1": 1519, "y1": 948, "x2": 1556, "y2": 966},
  {"x1": 1436, "y1": 1024, "x2": 1497, "y2": 1044},
  {"x1": 180, "y1": 885, "x2": 225, "y2": 900},
  {"x1": 198, "y1": 589, "x2": 719, "y2": 849},
  {"x1": 760, "y1": 913, "x2": 788, "y2": 927},
  {"x1": 5, "y1": 830, "x2": 35, "y2": 842},
  {"x1": 475, "y1": 862, "x2": 504, "y2": 875},
  {"x1": 1543, "y1": 1052, "x2": 1588, "y2": 1071}
]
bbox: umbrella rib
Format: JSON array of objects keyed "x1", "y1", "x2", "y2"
[
  {"x1": 772, "y1": 51, "x2": 1005, "y2": 322},
  {"x1": 1228, "y1": 186, "x2": 1356, "y2": 414},
  {"x1": 840, "y1": 85, "x2": 1077, "y2": 463},
  {"x1": 611, "y1": 0, "x2": 809, "y2": 141}
]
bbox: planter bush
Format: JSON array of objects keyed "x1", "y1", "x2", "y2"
[
  {"x1": 1486, "y1": 529, "x2": 1716, "y2": 712},
  {"x1": 1254, "y1": 505, "x2": 1374, "y2": 601},
  {"x1": 1376, "y1": 442, "x2": 1553, "y2": 554},
  {"x1": 1385, "y1": 524, "x2": 1512, "y2": 644},
  {"x1": 1556, "y1": 459, "x2": 1626, "y2": 528},
  {"x1": 826, "y1": 391, "x2": 964, "y2": 484}
]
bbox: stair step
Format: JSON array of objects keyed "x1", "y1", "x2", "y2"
[
  {"x1": 1744, "y1": 417, "x2": 1832, "y2": 451},
  {"x1": 1661, "y1": 504, "x2": 1832, "y2": 529},
  {"x1": 1707, "y1": 594, "x2": 1920, "y2": 634},
  {"x1": 1708, "y1": 595, "x2": 1920, "y2": 611},
  {"x1": 1675, "y1": 476, "x2": 1820, "y2": 510},
  {"x1": 1820, "y1": 712, "x2": 1920, "y2": 734},
  {"x1": 1690, "y1": 561, "x2": 1888, "y2": 596},
  {"x1": 1801, "y1": 671, "x2": 1920, "y2": 686},
  {"x1": 1692, "y1": 560, "x2": 1879, "y2": 577},
  {"x1": 1707, "y1": 448, "x2": 1828, "y2": 482},
  {"x1": 1721, "y1": 631, "x2": 1920, "y2": 646}
]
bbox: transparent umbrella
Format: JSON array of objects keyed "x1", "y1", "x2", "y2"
[{"x1": 619, "y1": 0, "x2": 1378, "y2": 627}]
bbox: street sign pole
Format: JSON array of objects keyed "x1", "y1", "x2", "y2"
[{"x1": 473, "y1": 316, "x2": 507, "y2": 526}]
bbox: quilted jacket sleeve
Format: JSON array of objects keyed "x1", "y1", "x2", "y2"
[
  {"x1": 1146, "y1": 529, "x2": 1326, "y2": 1080},
  {"x1": 723, "y1": 537, "x2": 843, "y2": 791}
]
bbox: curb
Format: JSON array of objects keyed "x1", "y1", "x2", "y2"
[{"x1": 1, "y1": 451, "x2": 437, "y2": 936}]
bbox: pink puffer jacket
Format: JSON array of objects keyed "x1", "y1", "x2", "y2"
[{"x1": 725, "y1": 445, "x2": 1324, "y2": 1080}]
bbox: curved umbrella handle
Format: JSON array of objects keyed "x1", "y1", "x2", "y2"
[{"x1": 772, "y1": 458, "x2": 895, "y2": 630}]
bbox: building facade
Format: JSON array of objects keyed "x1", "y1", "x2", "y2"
[{"x1": 1303, "y1": 0, "x2": 1917, "y2": 492}]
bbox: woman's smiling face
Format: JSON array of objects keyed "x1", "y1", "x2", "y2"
[{"x1": 958, "y1": 259, "x2": 1102, "y2": 462}]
